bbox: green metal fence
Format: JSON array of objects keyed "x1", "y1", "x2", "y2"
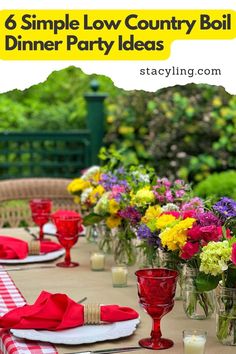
[
  {"x1": 0, "y1": 82, "x2": 107, "y2": 179},
  {"x1": 0, "y1": 131, "x2": 91, "y2": 179}
]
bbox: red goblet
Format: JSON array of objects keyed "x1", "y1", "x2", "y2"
[
  {"x1": 29, "y1": 199, "x2": 52, "y2": 241},
  {"x1": 135, "y1": 268, "x2": 178, "y2": 350},
  {"x1": 52, "y1": 212, "x2": 82, "y2": 268}
]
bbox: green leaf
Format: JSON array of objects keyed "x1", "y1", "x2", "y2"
[
  {"x1": 195, "y1": 272, "x2": 220, "y2": 292},
  {"x1": 83, "y1": 213, "x2": 105, "y2": 226},
  {"x1": 225, "y1": 265, "x2": 236, "y2": 288}
]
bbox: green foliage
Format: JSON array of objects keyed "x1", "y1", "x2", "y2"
[
  {"x1": 195, "y1": 272, "x2": 221, "y2": 292},
  {"x1": 0, "y1": 66, "x2": 235, "y2": 183},
  {"x1": 194, "y1": 170, "x2": 236, "y2": 200},
  {"x1": 105, "y1": 84, "x2": 236, "y2": 183},
  {"x1": 0, "y1": 66, "x2": 119, "y2": 132}
]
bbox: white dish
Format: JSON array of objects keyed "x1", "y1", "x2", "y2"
[
  {"x1": 43, "y1": 222, "x2": 86, "y2": 236},
  {"x1": 43, "y1": 222, "x2": 57, "y2": 235},
  {"x1": 11, "y1": 318, "x2": 140, "y2": 345},
  {"x1": 0, "y1": 249, "x2": 65, "y2": 264}
]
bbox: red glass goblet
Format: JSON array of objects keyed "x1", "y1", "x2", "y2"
[
  {"x1": 52, "y1": 215, "x2": 82, "y2": 268},
  {"x1": 29, "y1": 199, "x2": 52, "y2": 241},
  {"x1": 135, "y1": 268, "x2": 178, "y2": 350}
]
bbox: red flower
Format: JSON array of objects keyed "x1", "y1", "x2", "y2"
[
  {"x1": 187, "y1": 225, "x2": 225, "y2": 244},
  {"x1": 181, "y1": 242, "x2": 199, "y2": 260},
  {"x1": 161, "y1": 211, "x2": 180, "y2": 218},
  {"x1": 231, "y1": 243, "x2": 236, "y2": 265},
  {"x1": 200, "y1": 225, "x2": 223, "y2": 243},
  {"x1": 187, "y1": 226, "x2": 202, "y2": 241},
  {"x1": 182, "y1": 210, "x2": 197, "y2": 219}
]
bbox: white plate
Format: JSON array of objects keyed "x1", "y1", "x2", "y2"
[
  {"x1": 11, "y1": 318, "x2": 140, "y2": 345},
  {"x1": 43, "y1": 222, "x2": 86, "y2": 236},
  {"x1": 0, "y1": 249, "x2": 65, "y2": 264}
]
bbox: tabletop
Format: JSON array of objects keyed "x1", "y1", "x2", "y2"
[{"x1": 0, "y1": 227, "x2": 235, "y2": 354}]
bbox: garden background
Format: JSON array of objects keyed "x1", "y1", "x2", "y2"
[{"x1": 0, "y1": 66, "x2": 235, "y2": 199}]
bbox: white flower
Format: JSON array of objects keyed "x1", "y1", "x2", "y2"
[
  {"x1": 162, "y1": 203, "x2": 180, "y2": 211},
  {"x1": 81, "y1": 188, "x2": 93, "y2": 203},
  {"x1": 82, "y1": 166, "x2": 100, "y2": 180}
]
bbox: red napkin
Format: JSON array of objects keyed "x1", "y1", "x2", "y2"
[
  {"x1": 0, "y1": 236, "x2": 62, "y2": 259},
  {"x1": 0, "y1": 291, "x2": 139, "y2": 330}
]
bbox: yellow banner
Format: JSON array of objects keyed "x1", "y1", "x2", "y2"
[{"x1": 0, "y1": 9, "x2": 235, "y2": 60}]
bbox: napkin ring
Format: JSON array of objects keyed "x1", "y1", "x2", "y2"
[
  {"x1": 28, "y1": 241, "x2": 41, "y2": 255},
  {"x1": 84, "y1": 304, "x2": 101, "y2": 324}
]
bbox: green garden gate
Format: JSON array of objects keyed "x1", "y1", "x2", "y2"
[{"x1": 0, "y1": 82, "x2": 107, "y2": 180}]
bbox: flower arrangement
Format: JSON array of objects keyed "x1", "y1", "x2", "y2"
[{"x1": 67, "y1": 166, "x2": 104, "y2": 214}]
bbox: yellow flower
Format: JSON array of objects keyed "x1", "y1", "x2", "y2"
[
  {"x1": 159, "y1": 217, "x2": 196, "y2": 251},
  {"x1": 73, "y1": 196, "x2": 80, "y2": 204},
  {"x1": 160, "y1": 228, "x2": 187, "y2": 251},
  {"x1": 67, "y1": 178, "x2": 91, "y2": 194},
  {"x1": 174, "y1": 218, "x2": 196, "y2": 231},
  {"x1": 92, "y1": 171, "x2": 101, "y2": 183},
  {"x1": 106, "y1": 215, "x2": 122, "y2": 229},
  {"x1": 142, "y1": 205, "x2": 162, "y2": 224},
  {"x1": 131, "y1": 187, "x2": 155, "y2": 206},
  {"x1": 108, "y1": 199, "x2": 120, "y2": 214},
  {"x1": 156, "y1": 214, "x2": 177, "y2": 229},
  {"x1": 89, "y1": 185, "x2": 105, "y2": 204}
]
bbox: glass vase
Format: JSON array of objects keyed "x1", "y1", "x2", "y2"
[
  {"x1": 216, "y1": 285, "x2": 236, "y2": 345},
  {"x1": 182, "y1": 266, "x2": 214, "y2": 320},
  {"x1": 113, "y1": 224, "x2": 137, "y2": 266},
  {"x1": 97, "y1": 222, "x2": 113, "y2": 254},
  {"x1": 159, "y1": 251, "x2": 183, "y2": 300},
  {"x1": 85, "y1": 224, "x2": 98, "y2": 243},
  {"x1": 136, "y1": 240, "x2": 160, "y2": 268}
]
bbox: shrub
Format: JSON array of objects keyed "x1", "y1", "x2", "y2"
[{"x1": 194, "y1": 170, "x2": 236, "y2": 201}]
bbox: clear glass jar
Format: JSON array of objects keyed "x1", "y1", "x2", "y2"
[
  {"x1": 182, "y1": 266, "x2": 214, "y2": 320},
  {"x1": 85, "y1": 224, "x2": 98, "y2": 243},
  {"x1": 97, "y1": 222, "x2": 113, "y2": 254},
  {"x1": 216, "y1": 285, "x2": 236, "y2": 345},
  {"x1": 159, "y1": 251, "x2": 183, "y2": 300},
  {"x1": 113, "y1": 224, "x2": 137, "y2": 266}
]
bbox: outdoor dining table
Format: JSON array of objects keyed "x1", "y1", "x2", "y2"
[{"x1": 0, "y1": 227, "x2": 235, "y2": 354}]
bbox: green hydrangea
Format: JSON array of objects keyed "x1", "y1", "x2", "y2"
[
  {"x1": 199, "y1": 240, "x2": 232, "y2": 276},
  {"x1": 94, "y1": 192, "x2": 110, "y2": 215}
]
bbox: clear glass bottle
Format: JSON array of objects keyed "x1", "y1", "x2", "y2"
[
  {"x1": 216, "y1": 285, "x2": 236, "y2": 345},
  {"x1": 182, "y1": 266, "x2": 214, "y2": 320}
]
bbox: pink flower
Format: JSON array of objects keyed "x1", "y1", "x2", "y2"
[
  {"x1": 181, "y1": 242, "x2": 199, "y2": 260},
  {"x1": 182, "y1": 210, "x2": 197, "y2": 219},
  {"x1": 231, "y1": 243, "x2": 236, "y2": 265},
  {"x1": 165, "y1": 190, "x2": 174, "y2": 202},
  {"x1": 111, "y1": 185, "x2": 126, "y2": 198},
  {"x1": 162, "y1": 211, "x2": 180, "y2": 218},
  {"x1": 175, "y1": 189, "x2": 185, "y2": 198}
]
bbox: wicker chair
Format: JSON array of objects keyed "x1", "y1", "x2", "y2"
[{"x1": 0, "y1": 178, "x2": 79, "y2": 227}]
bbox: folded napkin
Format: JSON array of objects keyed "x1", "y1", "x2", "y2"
[
  {"x1": 0, "y1": 236, "x2": 62, "y2": 259},
  {"x1": 0, "y1": 291, "x2": 139, "y2": 330}
]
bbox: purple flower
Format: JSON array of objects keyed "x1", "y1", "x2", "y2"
[
  {"x1": 137, "y1": 224, "x2": 161, "y2": 247},
  {"x1": 100, "y1": 173, "x2": 129, "y2": 191},
  {"x1": 118, "y1": 206, "x2": 142, "y2": 225},
  {"x1": 213, "y1": 197, "x2": 236, "y2": 220},
  {"x1": 196, "y1": 212, "x2": 222, "y2": 226}
]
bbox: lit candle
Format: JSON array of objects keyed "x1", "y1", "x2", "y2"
[
  {"x1": 90, "y1": 252, "x2": 105, "y2": 271},
  {"x1": 111, "y1": 266, "x2": 128, "y2": 287},
  {"x1": 183, "y1": 330, "x2": 207, "y2": 354}
]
